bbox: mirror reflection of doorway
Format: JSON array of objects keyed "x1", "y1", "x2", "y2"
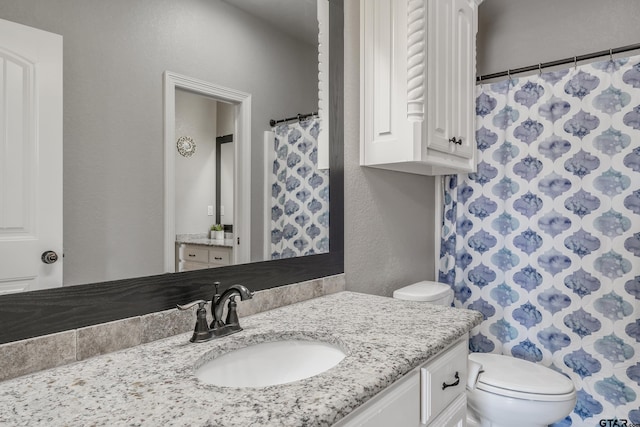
[
  {"x1": 163, "y1": 72, "x2": 251, "y2": 273},
  {"x1": 173, "y1": 90, "x2": 236, "y2": 272}
]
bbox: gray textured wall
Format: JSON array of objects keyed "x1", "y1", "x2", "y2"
[
  {"x1": 343, "y1": 0, "x2": 640, "y2": 296},
  {"x1": 0, "y1": 0, "x2": 317, "y2": 285},
  {"x1": 344, "y1": 0, "x2": 436, "y2": 296},
  {"x1": 477, "y1": 0, "x2": 640, "y2": 77}
]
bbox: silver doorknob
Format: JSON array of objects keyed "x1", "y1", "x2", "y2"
[{"x1": 41, "y1": 251, "x2": 59, "y2": 264}]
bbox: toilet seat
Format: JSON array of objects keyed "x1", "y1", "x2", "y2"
[
  {"x1": 469, "y1": 353, "x2": 575, "y2": 402},
  {"x1": 474, "y1": 381, "x2": 577, "y2": 402}
]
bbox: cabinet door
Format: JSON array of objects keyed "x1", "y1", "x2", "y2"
[
  {"x1": 427, "y1": 0, "x2": 475, "y2": 162},
  {"x1": 360, "y1": 0, "x2": 415, "y2": 165},
  {"x1": 428, "y1": 394, "x2": 467, "y2": 427},
  {"x1": 426, "y1": 0, "x2": 454, "y2": 154},
  {"x1": 451, "y1": 0, "x2": 475, "y2": 160},
  {"x1": 335, "y1": 372, "x2": 421, "y2": 427}
]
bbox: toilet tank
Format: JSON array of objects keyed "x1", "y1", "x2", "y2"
[{"x1": 393, "y1": 281, "x2": 454, "y2": 306}]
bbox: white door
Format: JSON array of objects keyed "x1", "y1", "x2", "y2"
[{"x1": 0, "y1": 18, "x2": 63, "y2": 294}]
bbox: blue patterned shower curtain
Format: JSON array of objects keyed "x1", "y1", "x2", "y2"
[
  {"x1": 269, "y1": 117, "x2": 329, "y2": 259},
  {"x1": 439, "y1": 56, "x2": 640, "y2": 426}
]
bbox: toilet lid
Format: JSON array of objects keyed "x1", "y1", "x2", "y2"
[
  {"x1": 470, "y1": 353, "x2": 575, "y2": 399},
  {"x1": 392, "y1": 281, "x2": 453, "y2": 302}
]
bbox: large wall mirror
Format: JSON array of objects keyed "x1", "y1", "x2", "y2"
[
  {"x1": 0, "y1": 0, "x2": 343, "y2": 344},
  {"x1": 166, "y1": 0, "x2": 332, "y2": 275}
]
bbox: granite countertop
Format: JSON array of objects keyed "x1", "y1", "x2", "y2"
[
  {"x1": 0, "y1": 291, "x2": 482, "y2": 427},
  {"x1": 176, "y1": 233, "x2": 234, "y2": 248}
]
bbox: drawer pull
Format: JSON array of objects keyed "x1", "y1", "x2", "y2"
[
  {"x1": 214, "y1": 257, "x2": 223, "y2": 260},
  {"x1": 448, "y1": 137, "x2": 462, "y2": 145},
  {"x1": 188, "y1": 254, "x2": 196, "y2": 257},
  {"x1": 442, "y1": 371, "x2": 460, "y2": 390}
]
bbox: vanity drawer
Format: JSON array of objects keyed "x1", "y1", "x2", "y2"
[
  {"x1": 179, "y1": 245, "x2": 209, "y2": 263},
  {"x1": 420, "y1": 338, "x2": 468, "y2": 425},
  {"x1": 179, "y1": 261, "x2": 211, "y2": 272},
  {"x1": 208, "y1": 247, "x2": 230, "y2": 265}
]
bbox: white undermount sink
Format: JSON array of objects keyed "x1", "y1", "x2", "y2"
[{"x1": 195, "y1": 339, "x2": 347, "y2": 388}]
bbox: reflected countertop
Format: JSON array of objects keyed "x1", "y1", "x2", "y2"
[
  {"x1": 0, "y1": 291, "x2": 482, "y2": 427},
  {"x1": 176, "y1": 233, "x2": 234, "y2": 248}
]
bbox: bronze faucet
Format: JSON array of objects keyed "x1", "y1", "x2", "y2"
[{"x1": 177, "y1": 282, "x2": 254, "y2": 343}]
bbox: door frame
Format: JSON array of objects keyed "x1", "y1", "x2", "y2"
[{"x1": 163, "y1": 71, "x2": 251, "y2": 271}]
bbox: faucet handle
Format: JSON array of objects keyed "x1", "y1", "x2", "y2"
[
  {"x1": 177, "y1": 300, "x2": 213, "y2": 343},
  {"x1": 177, "y1": 300, "x2": 209, "y2": 311},
  {"x1": 225, "y1": 296, "x2": 240, "y2": 326}
]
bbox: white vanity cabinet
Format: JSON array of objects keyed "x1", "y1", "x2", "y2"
[
  {"x1": 177, "y1": 243, "x2": 233, "y2": 271},
  {"x1": 335, "y1": 336, "x2": 468, "y2": 427},
  {"x1": 360, "y1": 0, "x2": 481, "y2": 175}
]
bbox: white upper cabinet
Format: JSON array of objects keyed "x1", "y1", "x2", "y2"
[{"x1": 360, "y1": 0, "x2": 481, "y2": 175}]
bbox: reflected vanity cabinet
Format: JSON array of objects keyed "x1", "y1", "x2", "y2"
[
  {"x1": 177, "y1": 243, "x2": 233, "y2": 272},
  {"x1": 360, "y1": 0, "x2": 482, "y2": 175}
]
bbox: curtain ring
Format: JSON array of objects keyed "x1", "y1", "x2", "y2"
[
  {"x1": 507, "y1": 69, "x2": 511, "y2": 82},
  {"x1": 610, "y1": 48, "x2": 613, "y2": 61},
  {"x1": 574, "y1": 56, "x2": 577, "y2": 70},
  {"x1": 538, "y1": 63, "x2": 542, "y2": 76}
]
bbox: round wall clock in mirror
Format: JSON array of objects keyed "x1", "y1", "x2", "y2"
[{"x1": 177, "y1": 136, "x2": 196, "y2": 157}]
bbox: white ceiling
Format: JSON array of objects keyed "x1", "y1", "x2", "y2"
[{"x1": 222, "y1": 0, "x2": 318, "y2": 46}]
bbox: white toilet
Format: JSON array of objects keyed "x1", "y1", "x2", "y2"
[{"x1": 393, "y1": 281, "x2": 577, "y2": 427}]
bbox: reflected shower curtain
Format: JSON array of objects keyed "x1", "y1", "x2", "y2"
[
  {"x1": 439, "y1": 56, "x2": 640, "y2": 426},
  {"x1": 269, "y1": 117, "x2": 329, "y2": 259}
]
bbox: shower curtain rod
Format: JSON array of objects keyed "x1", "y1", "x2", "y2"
[
  {"x1": 476, "y1": 42, "x2": 640, "y2": 82},
  {"x1": 269, "y1": 111, "x2": 318, "y2": 127}
]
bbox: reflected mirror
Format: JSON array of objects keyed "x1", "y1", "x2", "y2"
[{"x1": 0, "y1": 0, "x2": 331, "y2": 293}]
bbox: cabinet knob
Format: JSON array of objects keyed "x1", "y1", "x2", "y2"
[{"x1": 448, "y1": 137, "x2": 462, "y2": 145}]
